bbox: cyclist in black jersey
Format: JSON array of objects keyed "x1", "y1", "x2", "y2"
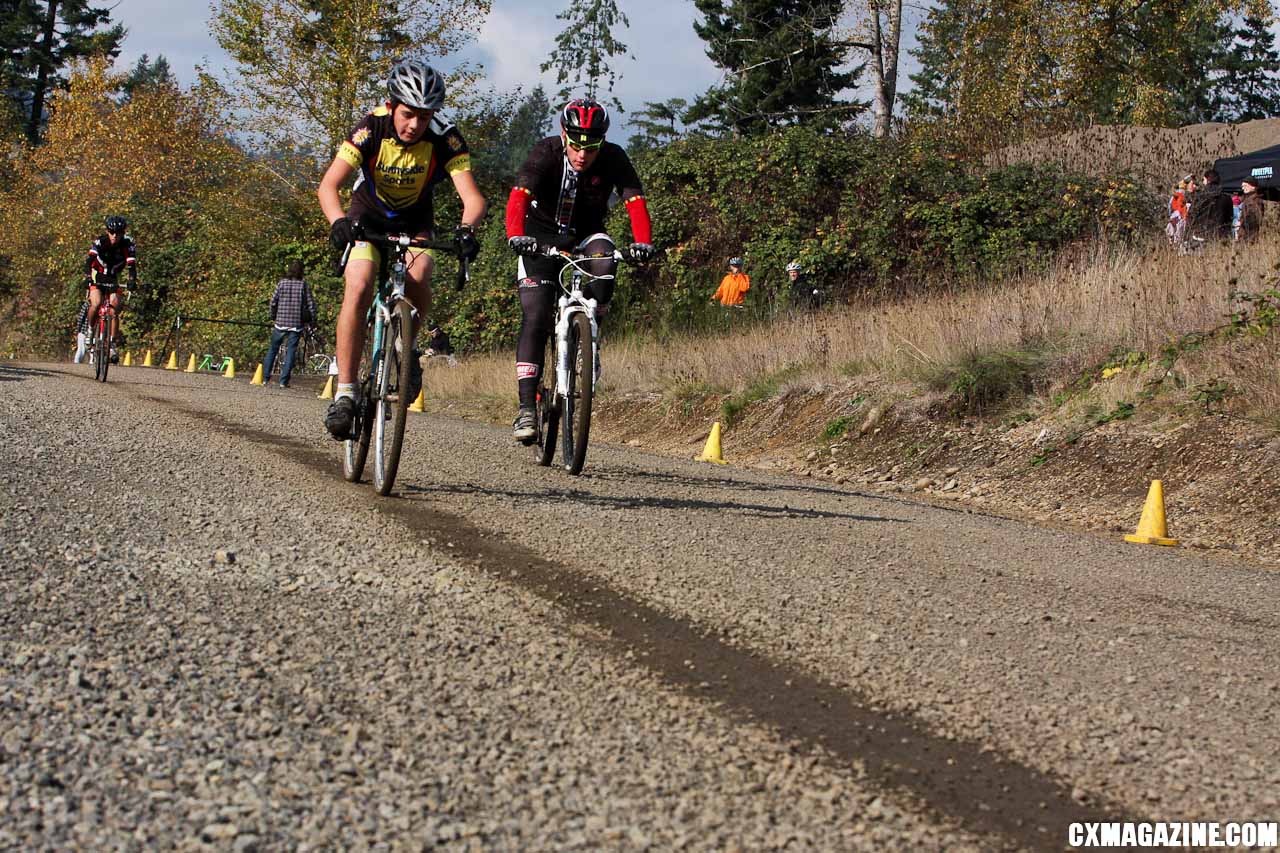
[
  {"x1": 318, "y1": 59, "x2": 487, "y2": 439},
  {"x1": 505, "y1": 97, "x2": 655, "y2": 442},
  {"x1": 83, "y1": 215, "x2": 138, "y2": 359}
]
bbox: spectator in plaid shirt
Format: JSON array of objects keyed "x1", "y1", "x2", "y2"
[{"x1": 263, "y1": 260, "x2": 317, "y2": 388}]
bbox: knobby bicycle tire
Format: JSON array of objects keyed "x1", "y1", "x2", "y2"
[
  {"x1": 372, "y1": 300, "x2": 414, "y2": 496},
  {"x1": 95, "y1": 319, "x2": 110, "y2": 382},
  {"x1": 534, "y1": 381, "x2": 558, "y2": 467},
  {"x1": 342, "y1": 332, "x2": 374, "y2": 483},
  {"x1": 560, "y1": 312, "x2": 593, "y2": 475}
]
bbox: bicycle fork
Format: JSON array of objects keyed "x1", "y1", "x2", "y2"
[{"x1": 554, "y1": 295, "x2": 598, "y2": 394}]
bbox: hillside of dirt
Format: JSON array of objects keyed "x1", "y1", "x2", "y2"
[{"x1": 989, "y1": 117, "x2": 1280, "y2": 191}]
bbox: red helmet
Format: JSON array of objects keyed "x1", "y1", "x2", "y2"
[{"x1": 560, "y1": 98, "x2": 610, "y2": 141}]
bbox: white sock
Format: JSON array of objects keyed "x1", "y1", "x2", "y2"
[{"x1": 335, "y1": 383, "x2": 357, "y2": 401}]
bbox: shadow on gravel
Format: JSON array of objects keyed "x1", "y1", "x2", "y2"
[
  {"x1": 404, "y1": 481, "x2": 905, "y2": 525},
  {"x1": 136, "y1": 390, "x2": 1143, "y2": 850},
  {"x1": 0, "y1": 364, "x2": 59, "y2": 382}
]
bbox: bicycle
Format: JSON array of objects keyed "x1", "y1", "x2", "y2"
[
  {"x1": 337, "y1": 223, "x2": 468, "y2": 495},
  {"x1": 523, "y1": 244, "x2": 636, "y2": 476},
  {"x1": 87, "y1": 286, "x2": 128, "y2": 382},
  {"x1": 298, "y1": 328, "x2": 334, "y2": 375}
]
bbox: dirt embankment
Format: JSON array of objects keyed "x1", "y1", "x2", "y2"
[
  {"x1": 990, "y1": 118, "x2": 1280, "y2": 192},
  {"x1": 584, "y1": 384, "x2": 1280, "y2": 569}
]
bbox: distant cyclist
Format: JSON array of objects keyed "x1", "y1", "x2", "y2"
[
  {"x1": 317, "y1": 58, "x2": 486, "y2": 439},
  {"x1": 83, "y1": 215, "x2": 138, "y2": 360},
  {"x1": 505, "y1": 97, "x2": 654, "y2": 443},
  {"x1": 786, "y1": 261, "x2": 822, "y2": 310}
]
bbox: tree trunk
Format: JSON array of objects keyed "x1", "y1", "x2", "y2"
[
  {"x1": 869, "y1": 0, "x2": 903, "y2": 139},
  {"x1": 27, "y1": 0, "x2": 59, "y2": 143}
]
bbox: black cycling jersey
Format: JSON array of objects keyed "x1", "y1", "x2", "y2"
[
  {"x1": 512, "y1": 136, "x2": 645, "y2": 242},
  {"x1": 86, "y1": 234, "x2": 137, "y2": 282}
]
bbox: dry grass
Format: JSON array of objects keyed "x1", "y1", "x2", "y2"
[{"x1": 425, "y1": 230, "x2": 1280, "y2": 421}]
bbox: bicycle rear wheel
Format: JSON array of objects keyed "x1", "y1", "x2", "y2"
[
  {"x1": 558, "y1": 312, "x2": 593, "y2": 475},
  {"x1": 94, "y1": 319, "x2": 110, "y2": 382},
  {"x1": 372, "y1": 300, "x2": 414, "y2": 495},
  {"x1": 342, "y1": 332, "x2": 374, "y2": 482}
]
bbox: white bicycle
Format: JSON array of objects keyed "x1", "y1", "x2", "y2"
[{"x1": 524, "y1": 244, "x2": 635, "y2": 475}]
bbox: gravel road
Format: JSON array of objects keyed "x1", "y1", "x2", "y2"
[{"x1": 3, "y1": 362, "x2": 1278, "y2": 850}]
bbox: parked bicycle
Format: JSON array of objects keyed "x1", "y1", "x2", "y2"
[
  {"x1": 298, "y1": 327, "x2": 334, "y2": 375},
  {"x1": 337, "y1": 223, "x2": 468, "y2": 495},
  {"x1": 525, "y1": 244, "x2": 639, "y2": 476}
]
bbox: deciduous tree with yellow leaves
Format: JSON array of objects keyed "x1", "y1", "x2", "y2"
[
  {"x1": 907, "y1": 0, "x2": 1276, "y2": 148},
  {"x1": 211, "y1": 0, "x2": 490, "y2": 158},
  {"x1": 0, "y1": 59, "x2": 320, "y2": 357}
]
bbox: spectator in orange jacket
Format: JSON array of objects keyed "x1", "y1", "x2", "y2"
[{"x1": 713, "y1": 257, "x2": 750, "y2": 306}]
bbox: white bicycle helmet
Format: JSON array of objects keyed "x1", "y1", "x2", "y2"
[
  {"x1": 387, "y1": 59, "x2": 446, "y2": 110},
  {"x1": 786, "y1": 261, "x2": 802, "y2": 272}
]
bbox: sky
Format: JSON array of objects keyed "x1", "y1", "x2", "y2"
[{"x1": 111, "y1": 0, "x2": 926, "y2": 135}]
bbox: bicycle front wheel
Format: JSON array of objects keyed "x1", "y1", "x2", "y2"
[
  {"x1": 342, "y1": 333, "x2": 374, "y2": 483},
  {"x1": 94, "y1": 322, "x2": 109, "y2": 382},
  {"x1": 372, "y1": 300, "x2": 415, "y2": 496},
  {"x1": 559, "y1": 312, "x2": 593, "y2": 475}
]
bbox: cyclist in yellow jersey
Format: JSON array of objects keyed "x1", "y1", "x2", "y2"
[{"x1": 318, "y1": 59, "x2": 486, "y2": 439}]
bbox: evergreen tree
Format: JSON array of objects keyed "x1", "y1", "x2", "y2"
[
  {"x1": 687, "y1": 0, "x2": 860, "y2": 134},
  {"x1": 1217, "y1": 14, "x2": 1280, "y2": 121},
  {"x1": 628, "y1": 97, "x2": 687, "y2": 151},
  {"x1": 540, "y1": 0, "x2": 629, "y2": 109},
  {"x1": 21, "y1": 0, "x2": 125, "y2": 142},
  {"x1": 121, "y1": 54, "x2": 177, "y2": 101}
]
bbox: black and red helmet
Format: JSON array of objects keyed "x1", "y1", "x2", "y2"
[{"x1": 560, "y1": 98, "x2": 610, "y2": 142}]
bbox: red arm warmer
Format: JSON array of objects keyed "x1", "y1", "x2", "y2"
[
  {"x1": 624, "y1": 195, "x2": 652, "y2": 244},
  {"x1": 506, "y1": 187, "x2": 532, "y2": 238}
]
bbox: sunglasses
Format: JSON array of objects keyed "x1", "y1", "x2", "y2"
[{"x1": 566, "y1": 135, "x2": 604, "y2": 152}]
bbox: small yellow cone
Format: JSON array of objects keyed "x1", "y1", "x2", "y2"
[
  {"x1": 697, "y1": 421, "x2": 728, "y2": 464},
  {"x1": 142, "y1": 349, "x2": 154, "y2": 367},
  {"x1": 165, "y1": 351, "x2": 178, "y2": 370},
  {"x1": 249, "y1": 363, "x2": 265, "y2": 386},
  {"x1": 122, "y1": 351, "x2": 133, "y2": 367},
  {"x1": 318, "y1": 375, "x2": 334, "y2": 400},
  {"x1": 409, "y1": 388, "x2": 425, "y2": 412},
  {"x1": 223, "y1": 358, "x2": 236, "y2": 379},
  {"x1": 184, "y1": 353, "x2": 197, "y2": 373},
  {"x1": 1124, "y1": 480, "x2": 1180, "y2": 546}
]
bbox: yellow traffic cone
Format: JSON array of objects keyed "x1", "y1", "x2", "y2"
[
  {"x1": 697, "y1": 421, "x2": 727, "y2": 464},
  {"x1": 142, "y1": 349, "x2": 154, "y2": 367},
  {"x1": 318, "y1": 376, "x2": 334, "y2": 400},
  {"x1": 409, "y1": 388, "x2": 425, "y2": 412},
  {"x1": 224, "y1": 358, "x2": 237, "y2": 379},
  {"x1": 165, "y1": 351, "x2": 178, "y2": 370},
  {"x1": 184, "y1": 353, "x2": 197, "y2": 373},
  {"x1": 249, "y1": 363, "x2": 264, "y2": 386},
  {"x1": 1124, "y1": 480, "x2": 1179, "y2": 546},
  {"x1": 122, "y1": 351, "x2": 133, "y2": 367}
]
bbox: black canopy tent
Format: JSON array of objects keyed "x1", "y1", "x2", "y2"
[{"x1": 1212, "y1": 143, "x2": 1280, "y2": 200}]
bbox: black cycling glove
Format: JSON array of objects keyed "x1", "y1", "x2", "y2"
[
  {"x1": 629, "y1": 242, "x2": 655, "y2": 262},
  {"x1": 508, "y1": 235, "x2": 538, "y2": 255},
  {"x1": 329, "y1": 216, "x2": 353, "y2": 250},
  {"x1": 454, "y1": 225, "x2": 481, "y2": 262}
]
